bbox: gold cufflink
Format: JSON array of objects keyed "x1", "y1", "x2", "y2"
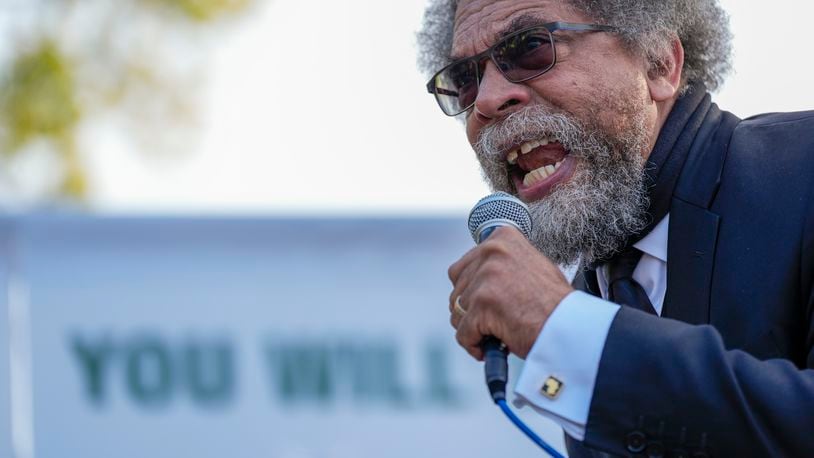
[{"x1": 541, "y1": 376, "x2": 564, "y2": 399}]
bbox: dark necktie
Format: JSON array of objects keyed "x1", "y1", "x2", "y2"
[{"x1": 606, "y1": 248, "x2": 657, "y2": 315}]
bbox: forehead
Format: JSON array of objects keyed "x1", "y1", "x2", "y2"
[{"x1": 452, "y1": 0, "x2": 587, "y2": 57}]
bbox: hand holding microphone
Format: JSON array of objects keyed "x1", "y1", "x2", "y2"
[
  {"x1": 448, "y1": 191, "x2": 573, "y2": 362},
  {"x1": 449, "y1": 192, "x2": 571, "y2": 458}
]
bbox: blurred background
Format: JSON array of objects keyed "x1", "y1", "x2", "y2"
[{"x1": 0, "y1": 0, "x2": 812, "y2": 457}]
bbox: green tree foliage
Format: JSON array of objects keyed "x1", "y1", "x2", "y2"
[
  {"x1": 0, "y1": 0, "x2": 258, "y2": 203},
  {"x1": 0, "y1": 40, "x2": 85, "y2": 197},
  {"x1": 2, "y1": 40, "x2": 80, "y2": 153},
  {"x1": 155, "y1": 0, "x2": 252, "y2": 21}
]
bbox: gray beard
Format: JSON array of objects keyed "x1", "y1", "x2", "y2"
[{"x1": 474, "y1": 106, "x2": 650, "y2": 267}]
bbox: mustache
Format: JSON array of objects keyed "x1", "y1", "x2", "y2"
[{"x1": 473, "y1": 106, "x2": 604, "y2": 161}]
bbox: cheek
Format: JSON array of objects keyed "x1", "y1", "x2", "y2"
[{"x1": 576, "y1": 71, "x2": 651, "y2": 127}]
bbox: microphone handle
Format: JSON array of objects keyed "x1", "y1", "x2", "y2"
[
  {"x1": 475, "y1": 223, "x2": 511, "y2": 403},
  {"x1": 483, "y1": 336, "x2": 509, "y2": 402}
]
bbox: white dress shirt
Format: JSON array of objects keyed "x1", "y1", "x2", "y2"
[{"x1": 512, "y1": 216, "x2": 670, "y2": 440}]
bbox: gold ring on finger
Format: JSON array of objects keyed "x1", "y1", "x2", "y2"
[{"x1": 454, "y1": 295, "x2": 467, "y2": 317}]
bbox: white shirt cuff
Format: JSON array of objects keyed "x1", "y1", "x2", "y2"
[{"x1": 512, "y1": 290, "x2": 620, "y2": 441}]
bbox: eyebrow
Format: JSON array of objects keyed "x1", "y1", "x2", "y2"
[
  {"x1": 448, "y1": 14, "x2": 549, "y2": 62},
  {"x1": 495, "y1": 14, "x2": 549, "y2": 42}
]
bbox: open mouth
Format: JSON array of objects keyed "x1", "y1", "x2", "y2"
[{"x1": 505, "y1": 136, "x2": 577, "y2": 202}]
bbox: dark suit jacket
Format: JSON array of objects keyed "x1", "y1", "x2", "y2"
[{"x1": 567, "y1": 103, "x2": 814, "y2": 457}]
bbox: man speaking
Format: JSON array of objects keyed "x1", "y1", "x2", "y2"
[{"x1": 418, "y1": 0, "x2": 814, "y2": 456}]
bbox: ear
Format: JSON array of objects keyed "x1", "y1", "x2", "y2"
[{"x1": 647, "y1": 36, "x2": 684, "y2": 102}]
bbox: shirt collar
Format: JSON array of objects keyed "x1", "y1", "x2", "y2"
[{"x1": 634, "y1": 214, "x2": 669, "y2": 263}]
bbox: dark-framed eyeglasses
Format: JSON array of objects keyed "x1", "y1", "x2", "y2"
[{"x1": 426, "y1": 22, "x2": 618, "y2": 116}]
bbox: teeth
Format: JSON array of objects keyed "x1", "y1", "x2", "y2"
[
  {"x1": 515, "y1": 137, "x2": 558, "y2": 159},
  {"x1": 521, "y1": 159, "x2": 565, "y2": 187},
  {"x1": 507, "y1": 150, "x2": 519, "y2": 164},
  {"x1": 509, "y1": 135, "x2": 567, "y2": 179},
  {"x1": 523, "y1": 169, "x2": 542, "y2": 187}
]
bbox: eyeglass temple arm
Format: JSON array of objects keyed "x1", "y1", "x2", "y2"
[
  {"x1": 428, "y1": 87, "x2": 459, "y2": 97},
  {"x1": 545, "y1": 22, "x2": 618, "y2": 33},
  {"x1": 426, "y1": 78, "x2": 460, "y2": 97}
]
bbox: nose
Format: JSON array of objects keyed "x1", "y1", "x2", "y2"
[{"x1": 472, "y1": 61, "x2": 532, "y2": 122}]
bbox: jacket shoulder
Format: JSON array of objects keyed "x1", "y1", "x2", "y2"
[
  {"x1": 741, "y1": 110, "x2": 814, "y2": 125},
  {"x1": 715, "y1": 108, "x2": 814, "y2": 216},
  {"x1": 729, "y1": 110, "x2": 814, "y2": 164}
]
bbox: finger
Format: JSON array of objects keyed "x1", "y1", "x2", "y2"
[
  {"x1": 448, "y1": 287, "x2": 460, "y2": 314},
  {"x1": 447, "y1": 252, "x2": 484, "y2": 313},
  {"x1": 449, "y1": 295, "x2": 468, "y2": 329},
  {"x1": 448, "y1": 288, "x2": 466, "y2": 329},
  {"x1": 448, "y1": 260, "x2": 487, "y2": 333},
  {"x1": 450, "y1": 309, "x2": 462, "y2": 330},
  {"x1": 447, "y1": 245, "x2": 483, "y2": 284},
  {"x1": 455, "y1": 313, "x2": 485, "y2": 361},
  {"x1": 447, "y1": 261, "x2": 477, "y2": 311}
]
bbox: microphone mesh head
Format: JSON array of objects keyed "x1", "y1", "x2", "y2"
[{"x1": 467, "y1": 192, "x2": 532, "y2": 242}]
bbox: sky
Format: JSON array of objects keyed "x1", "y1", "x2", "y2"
[{"x1": 84, "y1": 0, "x2": 814, "y2": 216}]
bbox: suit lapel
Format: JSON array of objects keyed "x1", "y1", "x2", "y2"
[
  {"x1": 661, "y1": 107, "x2": 740, "y2": 323},
  {"x1": 662, "y1": 198, "x2": 719, "y2": 323}
]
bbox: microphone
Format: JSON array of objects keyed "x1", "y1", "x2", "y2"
[{"x1": 467, "y1": 192, "x2": 532, "y2": 402}]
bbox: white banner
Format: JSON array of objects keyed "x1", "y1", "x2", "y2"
[{"x1": 0, "y1": 215, "x2": 565, "y2": 458}]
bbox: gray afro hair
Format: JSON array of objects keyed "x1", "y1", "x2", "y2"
[{"x1": 416, "y1": 0, "x2": 733, "y2": 92}]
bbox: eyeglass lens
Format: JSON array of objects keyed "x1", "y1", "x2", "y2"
[{"x1": 432, "y1": 27, "x2": 555, "y2": 115}]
